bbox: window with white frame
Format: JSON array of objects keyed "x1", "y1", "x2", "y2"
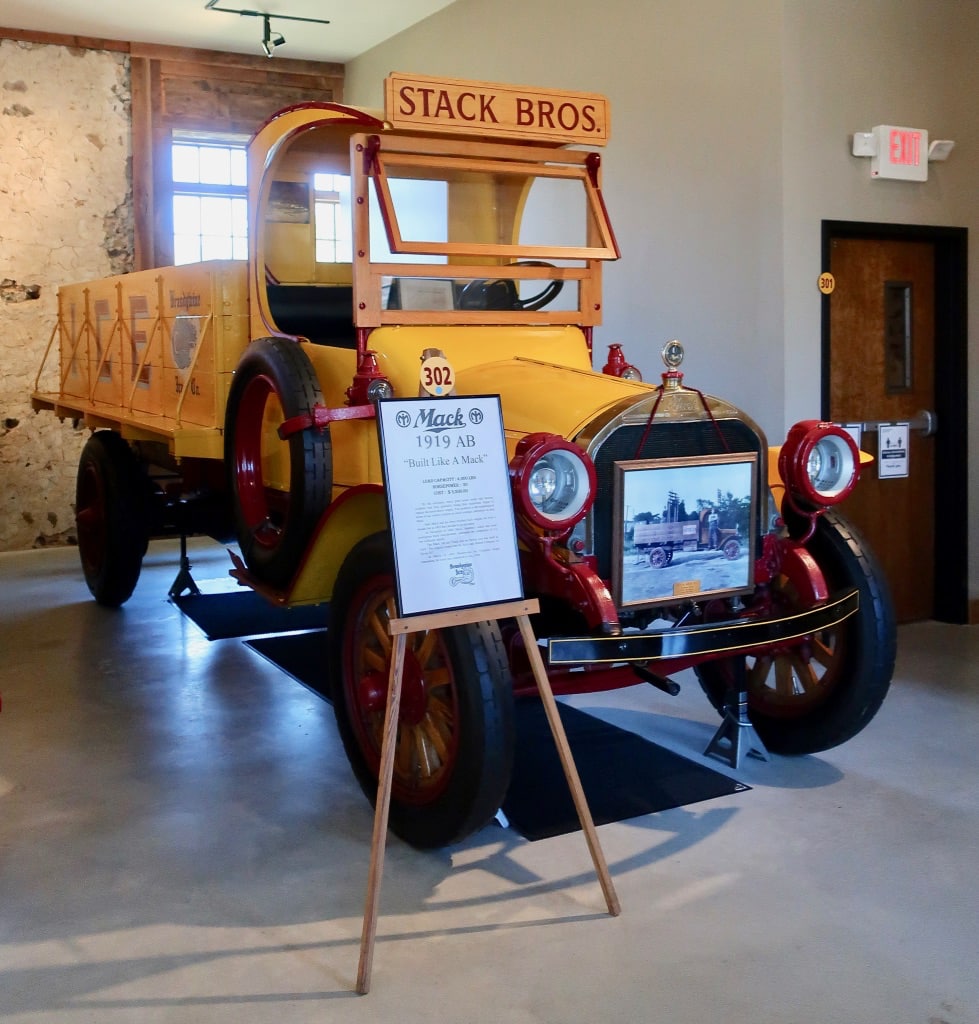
[
  {"x1": 171, "y1": 141, "x2": 358, "y2": 268},
  {"x1": 313, "y1": 172, "x2": 352, "y2": 264},
  {"x1": 171, "y1": 131, "x2": 250, "y2": 265}
]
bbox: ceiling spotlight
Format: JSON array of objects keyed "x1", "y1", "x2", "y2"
[
  {"x1": 261, "y1": 14, "x2": 285, "y2": 57},
  {"x1": 204, "y1": 2, "x2": 330, "y2": 59}
]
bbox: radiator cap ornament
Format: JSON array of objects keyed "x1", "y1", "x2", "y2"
[{"x1": 661, "y1": 339, "x2": 684, "y2": 369}]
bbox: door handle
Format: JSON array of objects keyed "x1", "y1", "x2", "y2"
[{"x1": 853, "y1": 409, "x2": 937, "y2": 437}]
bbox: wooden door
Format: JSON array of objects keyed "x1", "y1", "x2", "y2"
[{"x1": 827, "y1": 237, "x2": 936, "y2": 623}]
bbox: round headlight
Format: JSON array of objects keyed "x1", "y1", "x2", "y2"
[
  {"x1": 779, "y1": 420, "x2": 860, "y2": 507},
  {"x1": 510, "y1": 434, "x2": 596, "y2": 533}
]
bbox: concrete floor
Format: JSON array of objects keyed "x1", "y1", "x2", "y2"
[{"x1": 1, "y1": 539, "x2": 977, "y2": 1024}]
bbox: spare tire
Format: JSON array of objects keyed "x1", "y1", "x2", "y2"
[{"x1": 225, "y1": 337, "x2": 332, "y2": 588}]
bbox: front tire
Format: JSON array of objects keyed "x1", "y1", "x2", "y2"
[
  {"x1": 329, "y1": 533, "x2": 515, "y2": 848},
  {"x1": 75, "y1": 431, "x2": 150, "y2": 607},
  {"x1": 696, "y1": 509, "x2": 896, "y2": 754}
]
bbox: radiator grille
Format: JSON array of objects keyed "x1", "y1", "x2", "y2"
[{"x1": 590, "y1": 418, "x2": 763, "y2": 580}]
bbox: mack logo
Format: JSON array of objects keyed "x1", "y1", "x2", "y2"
[
  {"x1": 169, "y1": 291, "x2": 201, "y2": 310},
  {"x1": 414, "y1": 407, "x2": 465, "y2": 432}
]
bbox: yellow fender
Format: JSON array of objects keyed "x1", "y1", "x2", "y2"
[{"x1": 231, "y1": 485, "x2": 389, "y2": 607}]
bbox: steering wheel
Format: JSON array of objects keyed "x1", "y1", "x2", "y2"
[{"x1": 457, "y1": 261, "x2": 564, "y2": 311}]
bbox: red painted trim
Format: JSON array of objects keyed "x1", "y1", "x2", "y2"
[{"x1": 278, "y1": 403, "x2": 376, "y2": 439}]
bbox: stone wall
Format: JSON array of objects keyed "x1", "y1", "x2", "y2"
[{"x1": 0, "y1": 39, "x2": 133, "y2": 550}]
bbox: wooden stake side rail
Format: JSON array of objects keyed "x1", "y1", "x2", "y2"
[
  {"x1": 356, "y1": 599, "x2": 620, "y2": 995},
  {"x1": 28, "y1": 392, "x2": 224, "y2": 460}
]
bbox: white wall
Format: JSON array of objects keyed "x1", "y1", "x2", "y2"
[
  {"x1": 782, "y1": 0, "x2": 974, "y2": 415},
  {"x1": 780, "y1": 0, "x2": 979, "y2": 601},
  {"x1": 347, "y1": 0, "x2": 979, "y2": 602}
]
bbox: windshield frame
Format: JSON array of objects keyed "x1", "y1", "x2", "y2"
[{"x1": 351, "y1": 132, "x2": 618, "y2": 328}]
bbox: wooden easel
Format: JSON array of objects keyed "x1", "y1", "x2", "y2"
[{"x1": 356, "y1": 598, "x2": 620, "y2": 994}]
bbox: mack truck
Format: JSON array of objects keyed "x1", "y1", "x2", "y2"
[
  {"x1": 632, "y1": 499, "x2": 742, "y2": 567},
  {"x1": 31, "y1": 73, "x2": 896, "y2": 849}
]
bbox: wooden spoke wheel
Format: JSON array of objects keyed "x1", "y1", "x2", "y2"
[
  {"x1": 649, "y1": 546, "x2": 669, "y2": 568},
  {"x1": 329, "y1": 533, "x2": 514, "y2": 848},
  {"x1": 696, "y1": 509, "x2": 895, "y2": 754}
]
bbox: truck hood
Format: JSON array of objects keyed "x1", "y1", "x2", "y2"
[{"x1": 454, "y1": 356, "x2": 654, "y2": 446}]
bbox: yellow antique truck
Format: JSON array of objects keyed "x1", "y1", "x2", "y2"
[{"x1": 32, "y1": 74, "x2": 895, "y2": 848}]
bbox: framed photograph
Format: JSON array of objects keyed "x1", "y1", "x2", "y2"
[
  {"x1": 611, "y1": 452, "x2": 757, "y2": 609},
  {"x1": 268, "y1": 180, "x2": 310, "y2": 223}
]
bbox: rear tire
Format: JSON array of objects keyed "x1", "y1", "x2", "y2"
[
  {"x1": 329, "y1": 533, "x2": 515, "y2": 848},
  {"x1": 722, "y1": 537, "x2": 741, "y2": 560},
  {"x1": 75, "y1": 431, "x2": 150, "y2": 607},
  {"x1": 649, "y1": 546, "x2": 669, "y2": 568},
  {"x1": 696, "y1": 509, "x2": 895, "y2": 754}
]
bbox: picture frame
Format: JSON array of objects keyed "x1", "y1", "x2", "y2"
[
  {"x1": 268, "y1": 180, "x2": 310, "y2": 223},
  {"x1": 611, "y1": 452, "x2": 757, "y2": 609}
]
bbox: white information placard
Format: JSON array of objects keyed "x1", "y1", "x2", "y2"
[
  {"x1": 376, "y1": 396, "x2": 523, "y2": 617},
  {"x1": 878, "y1": 422, "x2": 910, "y2": 479}
]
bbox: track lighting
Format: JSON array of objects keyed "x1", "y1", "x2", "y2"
[
  {"x1": 204, "y1": 2, "x2": 331, "y2": 58},
  {"x1": 261, "y1": 15, "x2": 285, "y2": 57}
]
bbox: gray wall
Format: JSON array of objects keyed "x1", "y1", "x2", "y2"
[{"x1": 346, "y1": 0, "x2": 979, "y2": 602}]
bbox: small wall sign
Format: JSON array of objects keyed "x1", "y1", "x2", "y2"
[{"x1": 878, "y1": 422, "x2": 910, "y2": 479}]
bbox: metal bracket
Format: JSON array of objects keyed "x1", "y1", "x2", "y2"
[
  {"x1": 168, "y1": 532, "x2": 201, "y2": 599},
  {"x1": 704, "y1": 658, "x2": 770, "y2": 770},
  {"x1": 167, "y1": 499, "x2": 201, "y2": 599}
]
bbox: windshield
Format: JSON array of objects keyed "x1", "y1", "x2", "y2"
[{"x1": 354, "y1": 133, "x2": 618, "y2": 325}]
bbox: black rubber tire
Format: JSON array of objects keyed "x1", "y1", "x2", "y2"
[
  {"x1": 695, "y1": 508, "x2": 896, "y2": 754},
  {"x1": 329, "y1": 533, "x2": 515, "y2": 849},
  {"x1": 225, "y1": 337, "x2": 331, "y2": 588},
  {"x1": 75, "y1": 431, "x2": 150, "y2": 607},
  {"x1": 649, "y1": 546, "x2": 669, "y2": 568}
]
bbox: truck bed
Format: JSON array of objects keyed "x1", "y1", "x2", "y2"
[{"x1": 32, "y1": 260, "x2": 249, "y2": 460}]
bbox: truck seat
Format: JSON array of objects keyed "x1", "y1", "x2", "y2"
[{"x1": 266, "y1": 284, "x2": 356, "y2": 348}]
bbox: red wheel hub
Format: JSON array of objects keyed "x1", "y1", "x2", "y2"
[
  {"x1": 398, "y1": 650, "x2": 428, "y2": 726},
  {"x1": 355, "y1": 650, "x2": 428, "y2": 726},
  {"x1": 357, "y1": 670, "x2": 387, "y2": 714}
]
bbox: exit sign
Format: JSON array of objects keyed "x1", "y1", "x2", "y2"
[{"x1": 871, "y1": 125, "x2": 929, "y2": 181}]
